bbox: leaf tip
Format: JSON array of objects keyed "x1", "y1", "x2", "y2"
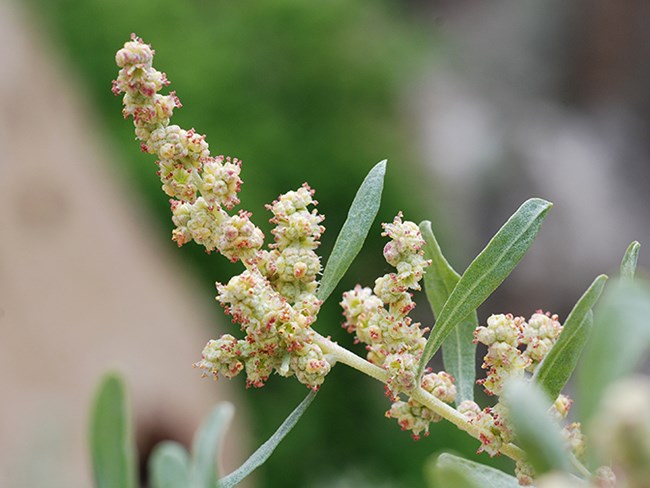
[
  {"x1": 525, "y1": 197, "x2": 553, "y2": 213},
  {"x1": 419, "y1": 220, "x2": 432, "y2": 232},
  {"x1": 620, "y1": 241, "x2": 641, "y2": 279},
  {"x1": 593, "y1": 273, "x2": 609, "y2": 295},
  {"x1": 217, "y1": 401, "x2": 236, "y2": 418},
  {"x1": 99, "y1": 370, "x2": 123, "y2": 385},
  {"x1": 93, "y1": 372, "x2": 126, "y2": 404}
]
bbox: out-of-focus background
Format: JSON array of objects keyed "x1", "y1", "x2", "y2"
[{"x1": 1, "y1": 0, "x2": 648, "y2": 486}]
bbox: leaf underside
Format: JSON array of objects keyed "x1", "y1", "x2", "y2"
[{"x1": 420, "y1": 220, "x2": 476, "y2": 404}]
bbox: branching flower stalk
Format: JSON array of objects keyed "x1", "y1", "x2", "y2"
[
  {"x1": 311, "y1": 330, "x2": 528, "y2": 462},
  {"x1": 113, "y1": 34, "x2": 598, "y2": 485}
]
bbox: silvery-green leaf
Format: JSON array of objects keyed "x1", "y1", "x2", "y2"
[
  {"x1": 533, "y1": 274, "x2": 607, "y2": 400},
  {"x1": 149, "y1": 441, "x2": 190, "y2": 488},
  {"x1": 504, "y1": 380, "x2": 572, "y2": 475},
  {"x1": 89, "y1": 373, "x2": 137, "y2": 488},
  {"x1": 418, "y1": 198, "x2": 552, "y2": 379},
  {"x1": 620, "y1": 241, "x2": 641, "y2": 279},
  {"x1": 433, "y1": 462, "x2": 482, "y2": 488},
  {"x1": 219, "y1": 390, "x2": 317, "y2": 488},
  {"x1": 317, "y1": 160, "x2": 386, "y2": 304},
  {"x1": 191, "y1": 403, "x2": 234, "y2": 487},
  {"x1": 420, "y1": 220, "x2": 476, "y2": 404},
  {"x1": 429, "y1": 453, "x2": 520, "y2": 488},
  {"x1": 577, "y1": 278, "x2": 650, "y2": 425}
]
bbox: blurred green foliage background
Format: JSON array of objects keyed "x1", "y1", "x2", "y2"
[{"x1": 25, "y1": 0, "x2": 511, "y2": 485}]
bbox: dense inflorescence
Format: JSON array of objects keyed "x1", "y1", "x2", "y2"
[
  {"x1": 459, "y1": 311, "x2": 587, "y2": 483},
  {"x1": 114, "y1": 34, "x2": 262, "y2": 263},
  {"x1": 341, "y1": 213, "x2": 432, "y2": 396},
  {"x1": 341, "y1": 214, "x2": 460, "y2": 439},
  {"x1": 114, "y1": 34, "x2": 330, "y2": 389},
  {"x1": 387, "y1": 371, "x2": 456, "y2": 440},
  {"x1": 475, "y1": 313, "x2": 528, "y2": 397}
]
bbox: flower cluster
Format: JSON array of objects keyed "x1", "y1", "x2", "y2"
[
  {"x1": 474, "y1": 311, "x2": 562, "y2": 396},
  {"x1": 114, "y1": 35, "x2": 330, "y2": 389},
  {"x1": 341, "y1": 214, "x2": 457, "y2": 438},
  {"x1": 550, "y1": 395, "x2": 586, "y2": 463},
  {"x1": 194, "y1": 184, "x2": 330, "y2": 389},
  {"x1": 521, "y1": 311, "x2": 562, "y2": 371},
  {"x1": 457, "y1": 399, "x2": 513, "y2": 457},
  {"x1": 474, "y1": 313, "x2": 528, "y2": 396},
  {"x1": 341, "y1": 213, "x2": 431, "y2": 395},
  {"x1": 387, "y1": 371, "x2": 456, "y2": 440},
  {"x1": 465, "y1": 312, "x2": 586, "y2": 483},
  {"x1": 113, "y1": 34, "x2": 262, "y2": 265},
  {"x1": 196, "y1": 267, "x2": 330, "y2": 389},
  {"x1": 258, "y1": 184, "x2": 324, "y2": 315}
]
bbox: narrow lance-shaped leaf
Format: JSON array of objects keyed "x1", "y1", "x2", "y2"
[
  {"x1": 317, "y1": 160, "x2": 386, "y2": 304},
  {"x1": 418, "y1": 198, "x2": 552, "y2": 379},
  {"x1": 420, "y1": 220, "x2": 476, "y2": 404},
  {"x1": 620, "y1": 241, "x2": 641, "y2": 279},
  {"x1": 503, "y1": 380, "x2": 573, "y2": 475},
  {"x1": 149, "y1": 442, "x2": 190, "y2": 488},
  {"x1": 533, "y1": 274, "x2": 607, "y2": 400},
  {"x1": 89, "y1": 373, "x2": 137, "y2": 488},
  {"x1": 219, "y1": 390, "x2": 318, "y2": 488},
  {"x1": 191, "y1": 403, "x2": 234, "y2": 487},
  {"x1": 577, "y1": 278, "x2": 650, "y2": 425},
  {"x1": 429, "y1": 453, "x2": 521, "y2": 488}
]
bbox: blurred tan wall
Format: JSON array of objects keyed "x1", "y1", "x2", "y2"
[{"x1": 0, "y1": 2, "x2": 247, "y2": 486}]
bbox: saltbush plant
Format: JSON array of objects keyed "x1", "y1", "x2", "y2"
[
  {"x1": 31, "y1": 1, "x2": 436, "y2": 482},
  {"x1": 91, "y1": 35, "x2": 650, "y2": 487}
]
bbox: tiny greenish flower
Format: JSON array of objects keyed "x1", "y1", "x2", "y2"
[
  {"x1": 521, "y1": 311, "x2": 563, "y2": 372},
  {"x1": 550, "y1": 394, "x2": 573, "y2": 421},
  {"x1": 515, "y1": 460, "x2": 536, "y2": 486},
  {"x1": 475, "y1": 314, "x2": 528, "y2": 396}
]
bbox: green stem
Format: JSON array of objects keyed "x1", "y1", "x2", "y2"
[
  {"x1": 313, "y1": 332, "x2": 561, "y2": 468},
  {"x1": 314, "y1": 332, "x2": 388, "y2": 383},
  {"x1": 570, "y1": 454, "x2": 592, "y2": 479},
  {"x1": 316, "y1": 332, "x2": 594, "y2": 479}
]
